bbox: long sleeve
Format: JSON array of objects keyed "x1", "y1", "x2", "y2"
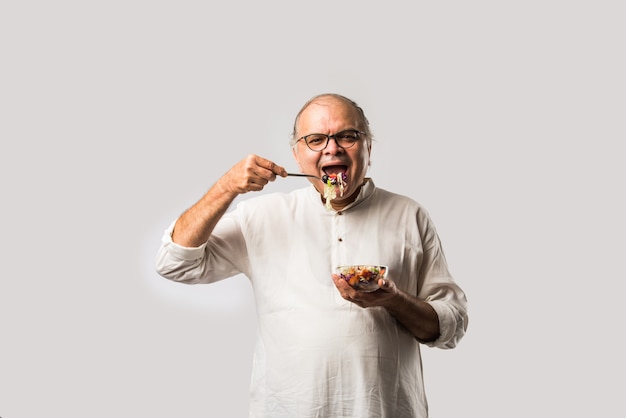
[
  {"x1": 414, "y1": 207, "x2": 468, "y2": 349},
  {"x1": 156, "y1": 214, "x2": 249, "y2": 285}
]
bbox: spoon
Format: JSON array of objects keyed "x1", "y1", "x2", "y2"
[{"x1": 287, "y1": 173, "x2": 326, "y2": 181}]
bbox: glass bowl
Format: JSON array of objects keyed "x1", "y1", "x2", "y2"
[{"x1": 336, "y1": 265, "x2": 388, "y2": 292}]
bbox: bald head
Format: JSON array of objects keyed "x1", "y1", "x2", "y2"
[{"x1": 290, "y1": 93, "x2": 372, "y2": 147}]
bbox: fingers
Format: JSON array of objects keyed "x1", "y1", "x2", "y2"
[
  {"x1": 332, "y1": 276, "x2": 397, "y2": 308},
  {"x1": 246, "y1": 155, "x2": 287, "y2": 183},
  {"x1": 253, "y1": 155, "x2": 287, "y2": 178},
  {"x1": 228, "y1": 155, "x2": 287, "y2": 194}
]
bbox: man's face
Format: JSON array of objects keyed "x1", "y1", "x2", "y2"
[{"x1": 292, "y1": 97, "x2": 371, "y2": 208}]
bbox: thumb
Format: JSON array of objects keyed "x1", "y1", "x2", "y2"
[{"x1": 379, "y1": 278, "x2": 390, "y2": 290}]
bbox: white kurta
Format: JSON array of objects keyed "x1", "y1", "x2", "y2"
[{"x1": 156, "y1": 179, "x2": 468, "y2": 418}]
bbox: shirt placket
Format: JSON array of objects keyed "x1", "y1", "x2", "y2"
[{"x1": 330, "y1": 210, "x2": 347, "y2": 271}]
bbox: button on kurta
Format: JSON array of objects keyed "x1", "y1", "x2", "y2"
[{"x1": 330, "y1": 206, "x2": 347, "y2": 268}]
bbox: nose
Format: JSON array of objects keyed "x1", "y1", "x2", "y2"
[{"x1": 324, "y1": 136, "x2": 343, "y2": 154}]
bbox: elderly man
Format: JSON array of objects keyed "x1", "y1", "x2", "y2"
[{"x1": 156, "y1": 93, "x2": 468, "y2": 417}]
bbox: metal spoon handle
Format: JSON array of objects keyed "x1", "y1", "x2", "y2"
[{"x1": 287, "y1": 173, "x2": 321, "y2": 180}]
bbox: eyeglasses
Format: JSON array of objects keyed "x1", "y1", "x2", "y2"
[{"x1": 296, "y1": 129, "x2": 365, "y2": 152}]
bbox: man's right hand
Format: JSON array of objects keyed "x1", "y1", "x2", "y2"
[
  {"x1": 218, "y1": 154, "x2": 287, "y2": 196},
  {"x1": 171, "y1": 154, "x2": 286, "y2": 247}
]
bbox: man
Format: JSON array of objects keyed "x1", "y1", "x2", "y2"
[{"x1": 156, "y1": 93, "x2": 468, "y2": 417}]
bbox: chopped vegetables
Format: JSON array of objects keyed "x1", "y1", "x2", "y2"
[
  {"x1": 336, "y1": 265, "x2": 387, "y2": 292},
  {"x1": 322, "y1": 172, "x2": 347, "y2": 210},
  {"x1": 321, "y1": 173, "x2": 347, "y2": 185}
]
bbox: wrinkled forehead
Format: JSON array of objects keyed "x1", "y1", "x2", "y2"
[{"x1": 296, "y1": 97, "x2": 363, "y2": 132}]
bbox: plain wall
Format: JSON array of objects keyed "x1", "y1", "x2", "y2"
[{"x1": 1, "y1": 1, "x2": 624, "y2": 417}]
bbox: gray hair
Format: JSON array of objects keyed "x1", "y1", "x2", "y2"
[{"x1": 289, "y1": 93, "x2": 373, "y2": 147}]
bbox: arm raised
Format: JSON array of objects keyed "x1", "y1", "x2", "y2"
[{"x1": 172, "y1": 154, "x2": 287, "y2": 247}]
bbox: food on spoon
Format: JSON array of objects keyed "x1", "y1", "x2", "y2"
[
  {"x1": 321, "y1": 173, "x2": 346, "y2": 185},
  {"x1": 336, "y1": 265, "x2": 387, "y2": 292},
  {"x1": 322, "y1": 172, "x2": 347, "y2": 210}
]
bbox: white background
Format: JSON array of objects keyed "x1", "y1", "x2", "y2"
[{"x1": 1, "y1": 1, "x2": 624, "y2": 417}]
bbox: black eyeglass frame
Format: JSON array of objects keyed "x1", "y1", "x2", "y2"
[{"x1": 296, "y1": 129, "x2": 366, "y2": 152}]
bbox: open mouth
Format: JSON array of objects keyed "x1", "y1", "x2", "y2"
[{"x1": 322, "y1": 165, "x2": 348, "y2": 184}]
